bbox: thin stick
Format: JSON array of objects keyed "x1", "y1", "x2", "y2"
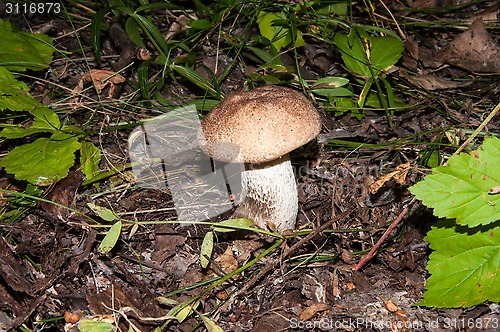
[
  {"x1": 236, "y1": 207, "x2": 355, "y2": 296},
  {"x1": 355, "y1": 197, "x2": 416, "y2": 271}
]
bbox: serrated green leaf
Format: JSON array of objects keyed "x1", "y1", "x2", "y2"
[
  {"x1": 98, "y1": 220, "x2": 122, "y2": 254},
  {"x1": 200, "y1": 231, "x2": 214, "y2": 268},
  {"x1": 0, "y1": 19, "x2": 53, "y2": 71},
  {"x1": 78, "y1": 319, "x2": 116, "y2": 332},
  {"x1": 410, "y1": 137, "x2": 500, "y2": 227},
  {"x1": 418, "y1": 219, "x2": 500, "y2": 308},
  {"x1": 1, "y1": 137, "x2": 79, "y2": 185},
  {"x1": 2, "y1": 106, "x2": 61, "y2": 138},
  {"x1": 80, "y1": 140, "x2": 102, "y2": 181},
  {"x1": 0, "y1": 66, "x2": 41, "y2": 111},
  {"x1": 31, "y1": 107, "x2": 60, "y2": 130},
  {"x1": 0, "y1": 126, "x2": 46, "y2": 138},
  {"x1": 213, "y1": 218, "x2": 254, "y2": 232},
  {"x1": 87, "y1": 203, "x2": 118, "y2": 222}
]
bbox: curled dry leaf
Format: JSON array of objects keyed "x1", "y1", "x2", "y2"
[
  {"x1": 70, "y1": 69, "x2": 126, "y2": 106},
  {"x1": 370, "y1": 162, "x2": 410, "y2": 194}
]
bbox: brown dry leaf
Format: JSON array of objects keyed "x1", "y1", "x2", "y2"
[
  {"x1": 40, "y1": 170, "x2": 83, "y2": 219},
  {"x1": 435, "y1": 19, "x2": 500, "y2": 73},
  {"x1": 165, "y1": 14, "x2": 193, "y2": 40},
  {"x1": 208, "y1": 245, "x2": 238, "y2": 279},
  {"x1": 298, "y1": 303, "x2": 330, "y2": 321},
  {"x1": 370, "y1": 162, "x2": 410, "y2": 194},
  {"x1": 331, "y1": 269, "x2": 341, "y2": 298},
  {"x1": 470, "y1": 2, "x2": 500, "y2": 23},
  {"x1": 401, "y1": 37, "x2": 419, "y2": 71},
  {"x1": 399, "y1": 71, "x2": 472, "y2": 91},
  {"x1": 70, "y1": 69, "x2": 126, "y2": 105}
]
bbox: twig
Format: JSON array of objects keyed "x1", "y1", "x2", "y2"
[
  {"x1": 236, "y1": 207, "x2": 355, "y2": 296},
  {"x1": 355, "y1": 197, "x2": 416, "y2": 271}
]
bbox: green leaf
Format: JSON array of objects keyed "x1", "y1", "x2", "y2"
[
  {"x1": 369, "y1": 36, "x2": 404, "y2": 73},
  {"x1": 312, "y1": 87, "x2": 353, "y2": 97},
  {"x1": 247, "y1": 46, "x2": 276, "y2": 64},
  {"x1": 0, "y1": 19, "x2": 53, "y2": 71},
  {"x1": 199, "y1": 312, "x2": 224, "y2": 332},
  {"x1": 0, "y1": 66, "x2": 41, "y2": 111},
  {"x1": 80, "y1": 140, "x2": 102, "y2": 181},
  {"x1": 31, "y1": 107, "x2": 60, "y2": 130},
  {"x1": 170, "y1": 302, "x2": 198, "y2": 323},
  {"x1": 1, "y1": 137, "x2": 79, "y2": 185},
  {"x1": 312, "y1": 76, "x2": 350, "y2": 88},
  {"x1": 257, "y1": 11, "x2": 305, "y2": 51},
  {"x1": 78, "y1": 319, "x2": 116, "y2": 332},
  {"x1": 1, "y1": 106, "x2": 61, "y2": 138},
  {"x1": 200, "y1": 231, "x2": 214, "y2": 268},
  {"x1": 87, "y1": 203, "x2": 118, "y2": 222},
  {"x1": 213, "y1": 218, "x2": 254, "y2": 233},
  {"x1": 90, "y1": 8, "x2": 110, "y2": 64},
  {"x1": 334, "y1": 32, "x2": 368, "y2": 76},
  {"x1": 409, "y1": 137, "x2": 500, "y2": 227},
  {"x1": 124, "y1": 17, "x2": 145, "y2": 48},
  {"x1": 316, "y1": 2, "x2": 348, "y2": 16},
  {"x1": 172, "y1": 64, "x2": 218, "y2": 97},
  {"x1": 134, "y1": 13, "x2": 170, "y2": 56},
  {"x1": 98, "y1": 220, "x2": 122, "y2": 254},
  {"x1": 418, "y1": 219, "x2": 500, "y2": 308},
  {"x1": 334, "y1": 28, "x2": 403, "y2": 77},
  {"x1": 188, "y1": 19, "x2": 212, "y2": 30}
]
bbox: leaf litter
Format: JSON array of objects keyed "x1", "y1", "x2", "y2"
[{"x1": 0, "y1": 1, "x2": 499, "y2": 331}]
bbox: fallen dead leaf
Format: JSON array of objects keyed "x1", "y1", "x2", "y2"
[
  {"x1": 298, "y1": 302, "x2": 330, "y2": 321},
  {"x1": 435, "y1": 19, "x2": 500, "y2": 73},
  {"x1": 399, "y1": 71, "x2": 472, "y2": 91},
  {"x1": 370, "y1": 162, "x2": 410, "y2": 194},
  {"x1": 165, "y1": 14, "x2": 195, "y2": 40},
  {"x1": 208, "y1": 245, "x2": 239, "y2": 279},
  {"x1": 71, "y1": 69, "x2": 126, "y2": 106},
  {"x1": 469, "y1": 2, "x2": 500, "y2": 23}
]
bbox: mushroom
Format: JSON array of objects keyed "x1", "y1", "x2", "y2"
[{"x1": 201, "y1": 85, "x2": 322, "y2": 233}]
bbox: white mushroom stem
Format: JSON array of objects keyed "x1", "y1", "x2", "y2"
[{"x1": 232, "y1": 154, "x2": 298, "y2": 233}]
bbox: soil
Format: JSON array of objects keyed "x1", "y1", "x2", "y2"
[{"x1": 0, "y1": 1, "x2": 499, "y2": 331}]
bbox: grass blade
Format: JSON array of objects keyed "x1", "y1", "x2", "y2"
[{"x1": 90, "y1": 8, "x2": 110, "y2": 63}]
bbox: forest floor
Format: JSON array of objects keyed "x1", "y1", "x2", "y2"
[{"x1": 0, "y1": 1, "x2": 499, "y2": 331}]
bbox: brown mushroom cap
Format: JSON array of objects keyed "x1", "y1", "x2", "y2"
[{"x1": 201, "y1": 86, "x2": 322, "y2": 163}]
